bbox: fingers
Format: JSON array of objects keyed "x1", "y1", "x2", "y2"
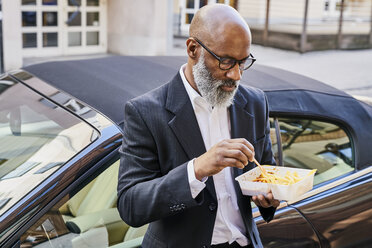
[
  {"x1": 200, "y1": 138, "x2": 255, "y2": 175},
  {"x1": 252, "y1": 193, "x2": 280, "y2": 208},
  {"x1": 266, "y1": 192, "x2": 280, "y2": 208},
  {"x1": 223, "y1": 139, "x2": 255, "y2": 163},
  {"x1": 252, "y1": 194, "x2": 270, "y2": 208},
  {"x1": 222, "y1": 149, "x2": 250, "y2": 167},
  {"x1": 229, "y1": 138, "x2": 255, "y2": 153},
  {"x1": 222, "y1": 157, "x2": 245, "y2": 169}
]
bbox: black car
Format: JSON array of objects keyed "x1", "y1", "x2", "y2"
[{"x1": 0, "y1": 56, "x2": 371, "y2": 248}]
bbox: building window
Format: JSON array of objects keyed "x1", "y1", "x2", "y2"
[
  {"x1": 68, "y1": 32, "x2": 82, "y2": 46},
  {"x1": 68, "y1": 11, "x2": 82, "y2": 26},
  {"x1": 87, "y1": 12, "x2": 99, "y2": 26},
  {"x1": 42, "y1": 0, "x2": 58, "y2": 5},
  {"x1": 43, "y1": 33, "x2": 58, "y2": 47},
  {"x1": 20, "y1": 0, "x2": 105, "y2": 55},
  {"x1": 22, "y1": 12, "x2": 37, "y2": 27},
  {"x1": 22, "y1": 0, "x2": 36, "y2": 5},
  {"x1": 68, "y1": 0, "x2": 81, "y2": 6},
  {"x1": 87, "y1": 32, "x2": 99, "y2": 46},
  {"x1": 42, "y1": 12, "x2": 58, "y2": 26},
  {"x1": 22, "y1": 33, "x2": 37, "y2": 48},
  {"x1": 87, "y1": 0, "x2": 99, "y2": 6}
]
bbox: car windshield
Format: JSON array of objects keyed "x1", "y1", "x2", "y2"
[{"x1": 0, "y1": 77, "x2": 97, "y2": 216}]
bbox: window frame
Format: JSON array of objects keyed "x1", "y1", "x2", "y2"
[
  {"x1": 252, "y1": 114, "x2": 358, "y2": 214},
  {"x1": 271, "y1": 114, "x2": 356, "y2": 187}
]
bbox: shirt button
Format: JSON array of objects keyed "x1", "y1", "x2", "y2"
[{"x1": 209, "y1": 202, "x2": 217, "y2": 211}]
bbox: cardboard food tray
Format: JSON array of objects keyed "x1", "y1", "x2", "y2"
[{"x1": 235, "y1": 165, "x2": 315, "y2": 201}]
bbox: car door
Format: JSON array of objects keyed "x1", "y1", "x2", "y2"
[
  {"x1": 293, "y1": 167, "x2": 372, "y2": 248},
  {"x1": 254, "y1": 117, "x2": 322, "y2": 247},
  {"x1": 255, "y1": 116, "x2": 364, "y2": 248}
]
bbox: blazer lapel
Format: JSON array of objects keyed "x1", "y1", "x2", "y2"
[
  {"x1": 230, "y1": 87, "x2": 255, "y2": 179},
  {"x1": 230, "y1": 87, "x2": 264, "y2": 247},
  {"x1": 165, "y1": 73, "x2": 217, "y2": 201}
]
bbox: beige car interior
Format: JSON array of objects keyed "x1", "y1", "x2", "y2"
[
  {"x1": 59, "y1": 161, "x2": 148, "y2": 248},
  {"x1": 278, "y1": 120, "x2": 353, "y2": 184}
]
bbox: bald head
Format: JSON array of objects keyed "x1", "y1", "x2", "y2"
[
  {"x1": 189, "y1": 4, "x2": 251, "y2": 46},
  {"x1": 184, "y1": 4, "x2": 253, "y2": 95}
]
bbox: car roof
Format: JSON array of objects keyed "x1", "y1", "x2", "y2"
[{"x1": 22, "y1": 56, "x2": 372, "y2": 169}]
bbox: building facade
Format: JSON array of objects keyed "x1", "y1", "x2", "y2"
[
  {"x1": 2, "y1": 0, "x2": 173, "y2": 72},
  {"x1": 2, "y1": 0, "x2": 371, "y2": 71}
]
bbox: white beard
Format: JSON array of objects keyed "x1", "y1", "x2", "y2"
[{"x1": 192, "y1": 51, "x2": 239, "y2": 108}]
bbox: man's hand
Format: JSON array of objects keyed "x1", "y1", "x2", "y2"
[
  {"x1": 194, "y1": 138, "x2": 254, "y2": 180},
  {"x1": 252, "y1": 192, "x2": 280, "y2": 208}
]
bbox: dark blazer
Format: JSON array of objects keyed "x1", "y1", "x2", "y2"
[{"x1": 117, "y1": 73, "x2": 276, "y2": 248}]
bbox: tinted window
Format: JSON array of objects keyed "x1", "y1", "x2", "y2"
[
  {"x1": 0, "y1": 78, "x2": 98, "y2": 216},
  {"x1": 277, "y1": 118, "x2": 353, "y2": 185}
]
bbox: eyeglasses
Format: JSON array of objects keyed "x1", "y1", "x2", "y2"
[{"x1": 193, "y1": 37, "x2": 256, "y2": 71}]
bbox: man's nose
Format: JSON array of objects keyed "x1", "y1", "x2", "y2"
[{"x1": 226, "y1": 63, "x2": 242, "y2": 81}]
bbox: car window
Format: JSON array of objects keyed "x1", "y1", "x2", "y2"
[
  {"x1": 0, "y1": 78, "x2": 98, "y2": 216},
  {"x1": 276, "y1": 117, "x2": 354, "y2": 185},
  {"x1": 20, "y1": 159, "x2": 146, "y2": 248}
]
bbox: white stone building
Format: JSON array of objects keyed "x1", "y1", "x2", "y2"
[{"x1": 2, "y1": 0, "x2": 371, "y2": 71}]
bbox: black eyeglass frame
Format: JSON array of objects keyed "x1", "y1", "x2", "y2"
[{"x1": 193, "y1": 37, "x2": 256, "y2": 71}]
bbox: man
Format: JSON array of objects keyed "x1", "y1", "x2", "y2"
[{"x1": 117, "y1": 4, "x2": 279, "y2": 248}]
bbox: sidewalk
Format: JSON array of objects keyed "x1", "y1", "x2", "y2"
[{"x1": 251, "y1": 45, "x2": 372, "y2": 98}]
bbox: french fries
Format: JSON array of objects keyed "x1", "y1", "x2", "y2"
[{"x1": 252, "y1": 167, "x2": 317, "y2": 185}]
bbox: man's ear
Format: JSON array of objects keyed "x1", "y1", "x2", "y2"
[{"x1": 186, "y1": 38, "x2": 198, "y2": 59}]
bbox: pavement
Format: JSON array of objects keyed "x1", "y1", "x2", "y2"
[{"x1": 23, "y1": 37, "x2": 372, "y2": 98}]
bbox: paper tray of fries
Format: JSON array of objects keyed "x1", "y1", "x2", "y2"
[{"x1": 235, "y1": 165, "x2": 316, "y2": 201}]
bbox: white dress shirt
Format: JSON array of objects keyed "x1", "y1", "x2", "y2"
[{"x1": 180, "y1": 65, "x2": 249, "y2": 246}]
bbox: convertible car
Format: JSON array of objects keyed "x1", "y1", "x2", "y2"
[{"x1": 0, "y1": 56, "x2": 371, "y2": 248}]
